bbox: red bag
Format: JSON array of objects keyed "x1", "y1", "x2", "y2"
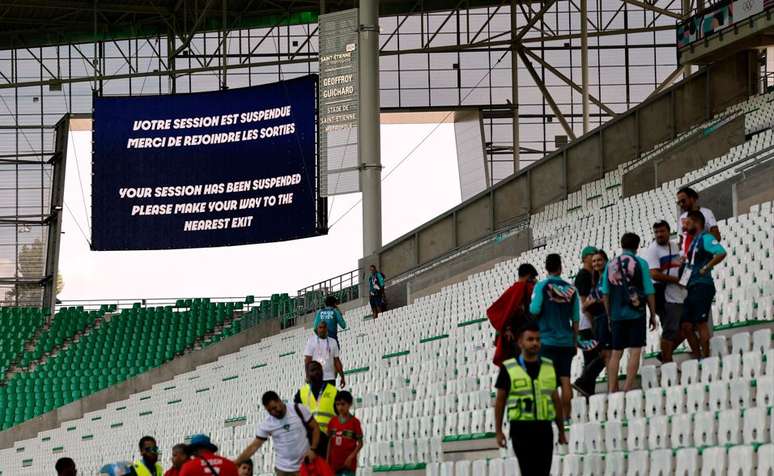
[{"x1": 299, "y1": 458, "x2": 335, "y2": 476}]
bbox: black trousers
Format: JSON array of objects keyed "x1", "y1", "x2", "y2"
[
  {"x1": 510, "y1": 422, "x2": 554, "y2": 476},
  {"x1": 574, "y1": 329, "x2": 606, "y2": 394}
]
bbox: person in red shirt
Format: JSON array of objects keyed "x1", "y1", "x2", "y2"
[
  {"x1": 326, "y1": 391, "x2": 363, "y2": 476},
  {"x1": 486, "y1": 263, "x2": 538, "y2": 366},
  {"x1": 179, "y1": 434, "x2": 239, "y2": 476},
  {"x1": 164, "y1": 444, "x2": 189, "y2": 476}
]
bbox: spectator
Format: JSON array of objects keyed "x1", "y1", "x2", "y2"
[
  {"x1": 313, "y1": 296, "x2": 347, "y2": 348},
  {"x1": 367, "y1": 265, "x2": 386, "y2": 319},
  {"x1": 55, "y1": 457, "x2": 77, "y2": 476},
  {"x1": 681, "y1": 210, "x2": 726, "y2": 358},
  {"x1": 676, "y1": 187, "x2": 721, "y2": 254},
  {"x1": 237, "y1": 459, "x2": 253, "y2": 476},
  {"x1": 164, "y1": 444, "x2": 189, "y2": 476},
  {"x1": 486, "y1": 263, "x2": 539, "y2": 365},
  {"x1": 529, "y1": 253, "x2": 579, "y2": 420},
  {"x1": 494, "y1": 321, "x2": 567, "y2": 476},
  {"x1": 304, "y1": 321, "x2": 345, "y2": 388},
  {"x1": 644, "y1": 221, "x2": 687, "y2": 363},
  {"x1": 572, "y1": 248, "x2": 610, "y2": 397},
  {"x1": 237, "y1": 391, "x2": 320, "y2": 476},
  {"x1": 133, "y1": 436, "x2": 164, "y2": 476},
  {"x1": 294, "y1": 361, "x2": 338, "y2": 457},
  {"x1": 179, "y1": 434, "x2": 238, "y2": 476},
  {"x1": 326, "y1": 391, "x2": 363, "y2": 476},
  {"x1": 601, "y1": 233, "x2": 658, "y2": 393}
]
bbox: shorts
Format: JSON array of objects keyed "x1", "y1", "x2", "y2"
[
  {"x1": 540, "y1": 345, "x2": 575, "y2": 379},
  {"x1": 661, "y1": 302, "x2": 683, "y2": 341},
  {"x1": 593, "y1": 314, "x2": 611, "y2": 349},
  {"x1": 275, "y1": 470, "x2": 299, "y2": 476},
  {"x1": 611, "y1": 318, "x2": 646, "y2": 350},
  {"x1": 682, "y1": 284, "x2": 715, "y2": 324}
]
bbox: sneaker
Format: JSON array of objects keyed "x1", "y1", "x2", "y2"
[{"x1": 572, "y1": 381, "x2": 590, "y2": 398}]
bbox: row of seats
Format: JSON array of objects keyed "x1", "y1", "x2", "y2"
[
  {"x1": 0, "y1": 307, "x2": 45, "y2": 379},
  {"x1": 422, "y1": 443, "x2": 774, "y2": 476},
  {"x1": 17, "y1": 306, "x2": 106, "y2": 368},
  {"x1": 0, "y1": 301, "x2": 243, "y2": 429}
]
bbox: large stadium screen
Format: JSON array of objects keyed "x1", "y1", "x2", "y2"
[{"x1": 92, "y1": 75, "x2": 324, "y2": 250}]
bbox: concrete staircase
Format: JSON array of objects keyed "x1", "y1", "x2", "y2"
[
  {"x1": 4, "y1": 312, "x2": 113, "y2": 380},
  {"x1": 191, "y1": 309, "x2": 246, "y2": 351},
  {"x1": 0, "y1": 318, "x2": 53, "y2": 383}
]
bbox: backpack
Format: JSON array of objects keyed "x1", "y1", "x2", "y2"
[{"x1": 616, "y1": 255, "x2": 645, "y2": 310}]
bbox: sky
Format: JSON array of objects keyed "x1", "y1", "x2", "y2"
[{"x1": 57, "y1": 123, "x2": 461, "y2": 302}]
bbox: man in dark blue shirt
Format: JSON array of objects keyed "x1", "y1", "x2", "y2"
[{"x1": 681, "y1": 210, "x2": 726, "y2": 358}]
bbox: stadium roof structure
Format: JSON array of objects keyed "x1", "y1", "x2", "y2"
[
  {"x1": 0, "y1": 0, "x2": 694, "y2": 308},
  {"x1": 0, "y1": 0, "x2": 508, "y2": 50}
]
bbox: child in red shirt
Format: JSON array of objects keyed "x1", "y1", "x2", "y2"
[{"x1": 326, "y1": 391, "x2": 363, "y2": 476}]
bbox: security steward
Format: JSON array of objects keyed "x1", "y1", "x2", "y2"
[
  {"x1": 294, "y1": 360, "x2": 337, "y2": 457},
  {"x1": 134, "y1": 436, "x2": 164, "y2": 476},
  {"x1": 494, "y1": 321, "x2": 567, "y2": 476}
]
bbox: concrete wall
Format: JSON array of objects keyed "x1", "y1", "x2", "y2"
[
  {"x1": 698, "y1": 180, "x2": 735, "y2": 224},
  {"x1": 622, "y1": 116, "x2": 747, "y2": 197},
  {"x1": 454, "y1": 109, "x2": 489, "y2": 201},
  {"x1": 685, "y1": 157, "x2": 773, "y2": 223},
  {"x1": 391, "y1": 228, "x2": 531, "y2": 306},
  {"x1": 368, "y1": 52, "x2": 757, "y2": 285},
  {"x1": 0, "y1": 317, "x2": 283, "y2": 449},
  {"x1": 656, "y1": 116, "x2": 747, "y2": 184},
  {"x1": 734, "y1": 160, "x2": 774, "y2": 214}
]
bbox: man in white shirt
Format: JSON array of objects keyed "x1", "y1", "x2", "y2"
[
  {"x1": 676, "y1": 187, "x2": 721, "y2": 253},
  {"x1": 676, "y1": 187, "x2": 719, "y2": 337},
  {"x1": 236, "y1": 391, "x2": 320, "y2": 476},
  {"x1": 304, "y1": 321, "x2": 345, "y2": 388},
  {"x1": 644, "y1": 221, "x2": 687, "y2": 362}
]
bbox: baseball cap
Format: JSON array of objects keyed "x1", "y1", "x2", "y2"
[
  {"x1": 189, "y1": 434, "x2": 218, "y2": 453},
  {"x1": 581, "y1": 246, "x2": 598, "y2": 258}
]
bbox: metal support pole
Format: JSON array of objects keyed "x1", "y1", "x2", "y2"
[
  {"x1": 222, "y1": 0, "x2": 228, "y2": 89},
  {"x1": 167, "y1": 30, "x2": 177, "y2": 94},
  {"x1": 359, "y1": 0, "x2": 382, "y2": 256},
  {"x1": 510, "y1": 0, "x2": 520, "y2": 172},
  {"x1": 43, "y1": 116, "x2": 69, "y2": 314},
  {"x1": 682, "y1": 0, "x2": 691, "y2": 79},
  {"x1": 581, "y1": 0, "x2": 590, "y2": 134}
]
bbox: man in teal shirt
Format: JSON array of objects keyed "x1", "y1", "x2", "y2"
[
  {"x1": 600, "y1": 233, "x2": 658, "y2": 393},
  {"x1": 530, "y1": 253, "x2": 579, "y2": 420},
  {"x1": 313, "y1": 296, "x2": 347, "y2": 347},
  {"x1": 681, "y1": 210, "x2": 726, "y2": 358}
]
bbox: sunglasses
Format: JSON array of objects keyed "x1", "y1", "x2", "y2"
[{"x1": 143, "y1": 446, "x2": 160, "y2": 453}]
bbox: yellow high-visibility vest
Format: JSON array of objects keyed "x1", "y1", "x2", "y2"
[
  {"x1": 503, "y1": 357, "x2": 557, "y2": 421},
  {"x1": 132, "y1": 460, "x2": 163, "y2": 476},
  {"x1": 299, "y1": 383, "x2": 337, "y2": 432}
]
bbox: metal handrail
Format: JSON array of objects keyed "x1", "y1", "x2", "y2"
[
  {"x1": 55, "y1": 295, "x2": 270, "y2": 311},
  {"x1": 293, "y1": 268, "x2": 361, "y2": 318}
]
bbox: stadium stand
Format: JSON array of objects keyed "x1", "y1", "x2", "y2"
[
  {"x1": 1, "y1": 90, "x2": 773, "y2": 476},
  {"x1": 0, "y1": 308, "x2": 45, "y2": 384},
  {"x1": 0, "y1": 300, "x2": 246, "y2": 430}
]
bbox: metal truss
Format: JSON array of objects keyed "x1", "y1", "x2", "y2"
[{"x1": 0, "y1": 1, "x2": 686, "y2": 305}]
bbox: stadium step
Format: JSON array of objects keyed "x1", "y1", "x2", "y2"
[{"x1": 12, "y1": 311, "x2": 113, "y2": 378}]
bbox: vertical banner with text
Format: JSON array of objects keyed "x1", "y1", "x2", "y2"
[
  {"x1": 319, "y1": 8, "x2": 361, "y2": 196},
  {"x1": 92, "y1": 75, "x2": 325, "y2": 250}
]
